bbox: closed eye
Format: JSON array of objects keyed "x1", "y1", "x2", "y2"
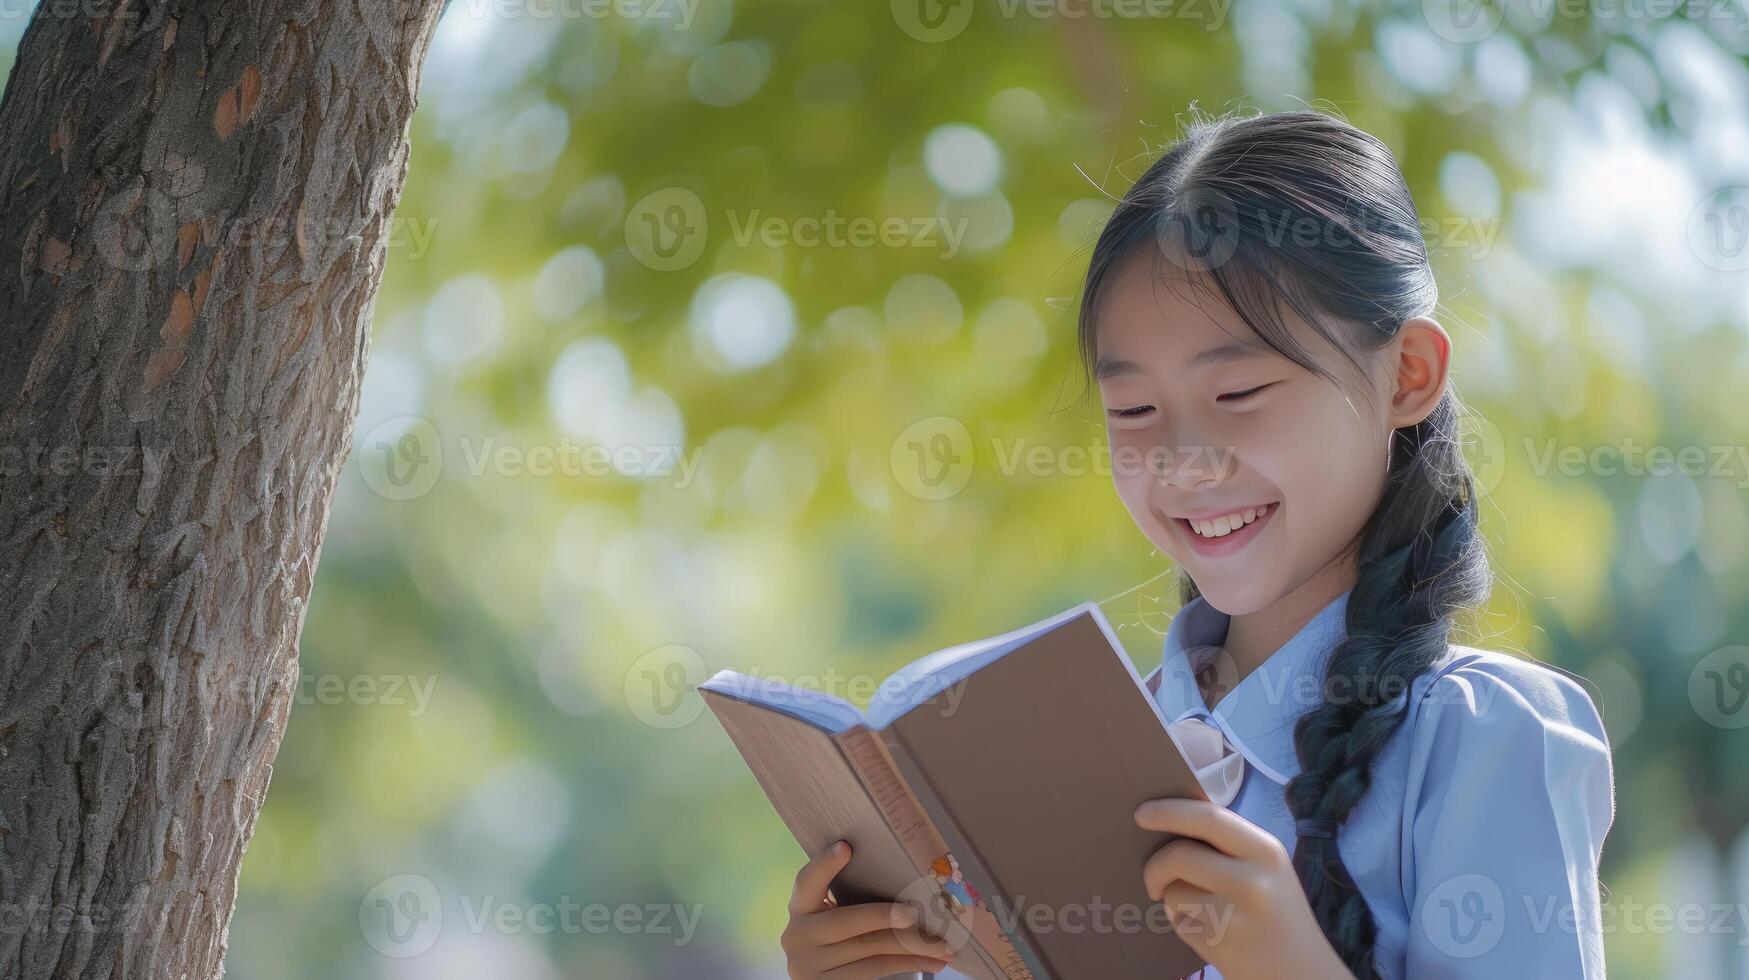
[
  {"x1": 1108, "y1": 382, "x2": 1273, "y2": 419},
  {"x1": 1218, "y1": 382, "x2": 1274, "y2": 402}
]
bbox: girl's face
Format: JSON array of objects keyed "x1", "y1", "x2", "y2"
[{"x1": 1093, "y1": 253, "x2": 1402, "y2": 616}]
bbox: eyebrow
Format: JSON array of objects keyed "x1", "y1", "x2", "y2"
[{"x1": 1093, "y1": 341, "x2": 1273, "y2": 380}]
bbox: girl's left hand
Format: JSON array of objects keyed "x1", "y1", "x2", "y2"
[{"x1": 1134, "y1": 798, "x2": 1356, "y2": 980}]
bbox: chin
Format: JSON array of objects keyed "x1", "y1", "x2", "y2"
[{"x1": 1177, "y1": 572, "x2": 1283, "y2": 617}]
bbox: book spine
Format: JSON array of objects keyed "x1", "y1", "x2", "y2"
[
  {"x1": 838, "y1": 728, "x2": 936, "y2": 857},
  {"x1": 871, "y1": 727, "x2": 1056, "y2": 980},
  {"x1": 837, "y1": 728, "x2": 1024, "y2": 980}
]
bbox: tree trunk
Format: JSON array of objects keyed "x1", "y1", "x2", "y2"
[{"x1": 0, "y1": 2, "x2": 445, "y2": 976}]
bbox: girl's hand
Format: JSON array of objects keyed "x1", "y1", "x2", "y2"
[
  {"x1": 1134, "y1": 799, "x2": 1355, "y2": 980},
  {"x1": 780, "y1": 840, "x2": 958, "y2": 979}
]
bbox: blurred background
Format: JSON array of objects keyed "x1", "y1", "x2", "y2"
[{"x1": 7, "y1": 0, "x2": 1749, "y2": 976}]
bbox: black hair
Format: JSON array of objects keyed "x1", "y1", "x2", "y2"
[{"x1": 1074, "y1": 107, "x2": 1492, "y2": 977}]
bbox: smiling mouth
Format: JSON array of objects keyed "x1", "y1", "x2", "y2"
[
  {"x1": 1170, "y1": 501, "x2": 1279, "y2": 555},
  {"x1": 1176, "y1": 502, "x2": 1277, "y2": 539}
]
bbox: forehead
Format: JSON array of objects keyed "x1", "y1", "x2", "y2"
[
  {"x1": 1092, "y1": 252, "x2": 1270, "y2": 370},
  {"x1": 1091, "y1": 250, "x2": 1342, "y2": 381}
]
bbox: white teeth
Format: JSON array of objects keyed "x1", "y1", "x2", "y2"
[{"x1": 1188, "y1": 503, "x2": 1271, "y2": 538}]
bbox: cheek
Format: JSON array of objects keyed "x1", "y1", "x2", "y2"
[
  {"x1": 1265, "y1": 399, "x2": 1390, "y2": 533},
  {"x1": 1108, "y1": 448, "x2": 1155, "y2": 516},
  {"x1": 1105, "y1": 439, "x2": 1177, "y2": 544}
]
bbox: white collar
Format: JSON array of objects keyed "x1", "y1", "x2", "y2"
[{"x1": 1143, "y1": 588, "x2": 1352, "y2": 786}]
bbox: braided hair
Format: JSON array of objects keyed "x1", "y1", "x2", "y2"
[{"x1": 1075, "y1": 107, "x2": 1492, "y2": 976}]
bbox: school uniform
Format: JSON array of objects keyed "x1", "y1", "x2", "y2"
[{"x1": 1142, "y1": 586, "x2": 1617, "y2": 980}]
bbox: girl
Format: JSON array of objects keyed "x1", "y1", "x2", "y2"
[{"x1": 778, "y1": 108, "x2": 1615, "y2": 980}]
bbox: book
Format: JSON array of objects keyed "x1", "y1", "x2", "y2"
[{"x1": 698, "y1": 601, "x2": 1211, "y2": 980}]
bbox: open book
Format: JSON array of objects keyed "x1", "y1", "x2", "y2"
[{"x1": 698, "y1": 601, "x2": 1210, "y2": 980}]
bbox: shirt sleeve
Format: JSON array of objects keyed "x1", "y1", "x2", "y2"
[{"x1": 1399, "y1": 655, "x2": 1616, "y2": 980}]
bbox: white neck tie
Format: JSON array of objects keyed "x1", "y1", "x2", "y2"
[{"x1": 1166, "y1": 715, "x2": 1245, "y2": 808}]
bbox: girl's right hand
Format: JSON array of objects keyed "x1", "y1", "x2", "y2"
[{"x1": 781, "y1": 840, "x2": 959, "y2": 979}]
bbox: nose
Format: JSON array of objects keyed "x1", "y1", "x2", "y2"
[{"x1": 1152, "y1": 437, "x2": 1232, "y2": 493}]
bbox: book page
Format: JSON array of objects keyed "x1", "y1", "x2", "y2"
[
  {"x1": 699, "y1": 669, "x2": 866, "y2": 733},
  {"x1": 702, "y1": 689, "x2": 918, "y2": 907}
]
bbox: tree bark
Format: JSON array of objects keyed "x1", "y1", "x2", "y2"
[{"x1": 0, "y1": 2, "x2": 445, "y2": 976}]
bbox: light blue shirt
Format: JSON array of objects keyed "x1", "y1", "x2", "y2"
[{"x1": 1142, "y1": 586, "x2": 1616, "y2": 980}]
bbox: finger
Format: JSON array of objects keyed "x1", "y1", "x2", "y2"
[
  {"x1": 819, "y1": 925, "x2": 960, "y2": 970},
  {"x1": 1134, "y1": 797, "x2": 1282, "y2": 864},
  {"x1": 1158, "y1": 880, "x2": 1225, "y2": 942},
  {"x1": 821, "y1": 954, "x2": 955, "y2": 980},
  {"x1": 804, "y1": 902, "x2": 922, "y2": 945},
  {"x1": 789, "y1": 840, "x2": 854, "y2": 915},
  {"x1": 1142, "y1": 835, "x2": 1248, "y2": 902}
]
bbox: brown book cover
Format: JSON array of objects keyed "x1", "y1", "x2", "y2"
[{"x1": 700, "y1": 602, "x2": 1210, "y2": 980}]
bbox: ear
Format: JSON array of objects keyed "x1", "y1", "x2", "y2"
[{"x1": 1386, "y1": 317, "x2": 1451, "y2": 428}]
